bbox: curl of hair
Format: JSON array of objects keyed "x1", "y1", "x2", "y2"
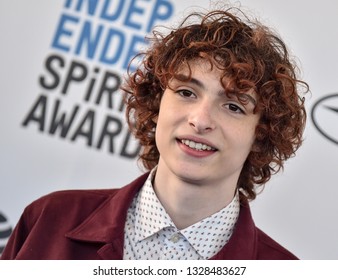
[{"x1": 122, "y1": 8, "x2": 309, "y2": 201}]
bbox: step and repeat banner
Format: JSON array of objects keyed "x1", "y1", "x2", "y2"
[{"x1": 0, "y1": 0, "x2": 337, "y2": 259}]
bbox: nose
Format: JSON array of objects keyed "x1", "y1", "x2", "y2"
[{"x1": 188, "y1": 100, "x2": 216, "y2": 133}]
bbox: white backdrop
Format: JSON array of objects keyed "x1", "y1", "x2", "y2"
[{"x1": 0, "y1": 0, "x2": 337, "y2": 259}]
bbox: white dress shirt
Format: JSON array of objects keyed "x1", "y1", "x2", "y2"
[{"x1": 123, "y1": 169, "x2": 240, "y2": 260}]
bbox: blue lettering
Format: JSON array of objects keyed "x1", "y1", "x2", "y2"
[
  {"x1": 124, "y1": 0, "x2": 148, "y2": 30},
  {"x1": 75, "y1": 21, "x2": 103, "y2": 59},
  {"x1": 54, "y1": 0, "x2": 175, "y2": 66},
  {"x1": 100, "y1": 0, "x2": 124, "y2": 21},
  {"x1": 52, "y1": 14, "x2": 79, "y2": 52},
  {"x1": 64, "y1": 0, "x2": 99, "y2": 16},
  {"x1": 123, "y1": 35, "x2": 147, "y2": 71},
  {"x1": 99, "y1": 28, "x2": 125, "y2": 65},
  {"x1": 148, "y1": 0, "x2": 173, "y2": 32}
]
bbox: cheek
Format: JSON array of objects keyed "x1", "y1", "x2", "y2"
[
  {"x1": 227, "y1": 122, "x2": 258, "y2": 150},
  {"x1": 157, "y1": 99, "x2": 183, "y2": 127},
  {"x1": 245, "y1": 123, "x2": 259, "y2": 151},
  {"x1": 154, "y1": 111, "x2": 168, "y2": 146}
]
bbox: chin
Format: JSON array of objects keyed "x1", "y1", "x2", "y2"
[{"x1": 175, "y1": 170, "x2": 210, "y2": 186}]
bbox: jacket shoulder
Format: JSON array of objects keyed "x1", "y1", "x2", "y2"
[
  {"x1": 1, "y1": 174, "x2": 149, "y2": 260},
  {"x1": 24, "y1": 188, "x2": 119, "y2": 224},
  {"x1": 34, "y1": 188, "x2": 119, "y2": 207},
  {"x1": 256, "y1": 228, "x2": 298, "y2": 260},
  {"x1": 0, "y1": 188, "x2": 120, "y2": 260}
]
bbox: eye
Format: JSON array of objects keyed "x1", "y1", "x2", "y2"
[
  {"x1": 224, "y1": 103, "x2": 245, "y2": 114},
  {"x1": 176, "y1": 89, "x2": 196, "y2": 98}
]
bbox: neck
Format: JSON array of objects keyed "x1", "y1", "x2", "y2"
[{"x1": 153, "y1": 162, "x2": 237, "y2": 229}]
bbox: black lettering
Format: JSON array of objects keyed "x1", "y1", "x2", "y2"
[
  {"x1": 70, "y1": 109, "x2": 95, "y2": 146},
  {"x1": 22, "y1": 94, "x2": 47, "y2": 131},
  {"x1": 118, "y1": 95, "x2": 125, "y2": 112},
  {"x1": 61, "y1": 60, "x2": 88, "y2": 94},
  {"x1": 84, "y1": 67, "x2": 100, "y2": 102},
  {"x1": 95, "y1": 71, "x2": 121, "y2": 108},
  {"x1": 120, "y1": 130, "x2": 140, "y2": 158},
  {"x1": 39, "y1": 54, "x2": 65, "y2": 90},
  {"x1": 96, "y1": 115, "x2": 122, "y2": 153},
  {"x1": 49, "y1": 99, "x2": 79, "y2": 137}
]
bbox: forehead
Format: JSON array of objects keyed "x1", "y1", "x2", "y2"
[
  {"x1": 172, "y1": 58, "x2": 258, "y2": 104},
  {"x1": 176, "y1": 58, "x2": 217, "y2": 75},
  {"x1": 171, "y1": 58, "x2": 222, "y2": 87}
]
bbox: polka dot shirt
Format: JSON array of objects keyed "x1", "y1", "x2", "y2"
[{"x1": 123, "y1": 169, "x2": 240, "y2": 260}]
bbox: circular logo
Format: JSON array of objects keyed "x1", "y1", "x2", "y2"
[
  {"x1": 0, "y1": 212, "x2": 13, "y2": 254},
  {"x1": 311, "y1": 93, "x2": 338, "y2": 145}
]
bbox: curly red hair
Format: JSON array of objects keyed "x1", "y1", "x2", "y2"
[{"x1": 123, "y1": 8, "x2": 309, "y2": 201}]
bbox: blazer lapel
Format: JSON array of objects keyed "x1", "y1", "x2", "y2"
[
  {"x1": 65, "y1": 173, "x2": 149, "y2": 259},
  {"x1": 210, "y1": 201, "x2": 257, "y2": 260}
]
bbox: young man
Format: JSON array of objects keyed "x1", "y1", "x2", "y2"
[{"x1": 1, "y1": 7, "x2": 308, "y2": 260}]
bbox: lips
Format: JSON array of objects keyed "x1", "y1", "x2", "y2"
[{"x1": 178, "y1": 137, "x2": 217, "y2": 152}]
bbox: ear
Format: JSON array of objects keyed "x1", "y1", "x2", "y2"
[
  {"x1": 250, "y1": 140, "x2": 261, "y2": 153},
  {"x1": 152, "y1": 115, "x2": 158, "y2": 124}
]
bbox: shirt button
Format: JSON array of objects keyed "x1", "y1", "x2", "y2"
[{"x1": 170, "y1": 233, "x2": 181, "y2": 243}]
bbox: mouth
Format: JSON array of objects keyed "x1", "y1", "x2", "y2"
[{"x1": 179, "y1": 139, "x2": 217, "y2": 152}]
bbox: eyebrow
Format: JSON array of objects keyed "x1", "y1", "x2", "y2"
[
  {"x1": 176, "y1": 74, "x2": 205, "y2": 89},
  {"x1": 174, "y1": 74, "x2": 257, "y2": 106}
]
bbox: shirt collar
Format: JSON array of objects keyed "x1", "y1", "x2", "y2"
[
  {"x1": 133, "y1": 168, "x2": 240, "y2": 258},
  {"x1": 133, "y1": 168, "x2": 175, "y2": 241},
  {"x1": 181, "y1": 193, "x2": 240, "y2": 258}
]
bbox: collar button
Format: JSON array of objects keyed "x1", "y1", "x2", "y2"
[{"x1": 170, "y1": 233, "x2": 181, "y2": 243}]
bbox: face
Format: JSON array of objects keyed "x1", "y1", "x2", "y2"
[{"x1": 155, "y1": 59, "x2": 260, "y2": 189}]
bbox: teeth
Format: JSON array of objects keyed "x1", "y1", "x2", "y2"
[{"x1": 181, "y1": 139, "x2": 215, "y2": 151}]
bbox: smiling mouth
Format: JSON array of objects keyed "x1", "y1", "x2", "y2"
[{"x1": 180, "y1": 139, "x2": 217, "y2": 151}]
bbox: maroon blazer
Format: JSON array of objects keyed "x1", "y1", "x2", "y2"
[{"x1": 1, "y1": 173, "x2": 297, "y2": 260}]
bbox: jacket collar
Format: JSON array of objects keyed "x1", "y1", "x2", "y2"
[
  {"x1": 65, "y1": 173, "x2": 149, "y2": 259},
  {"x1": 65, "y1": 172, "x2": 258, "y2": 260},
  {"x1": 210, "y1": 201, "x2": 257, "y2": 259}
]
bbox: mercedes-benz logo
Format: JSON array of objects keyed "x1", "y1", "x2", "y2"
[
  {"x1": 311, "y1": 93, "x2": 338, "y2": 145},
  {"x1": 0, "y1": 212, "x2": 13, "y2": 254}
]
